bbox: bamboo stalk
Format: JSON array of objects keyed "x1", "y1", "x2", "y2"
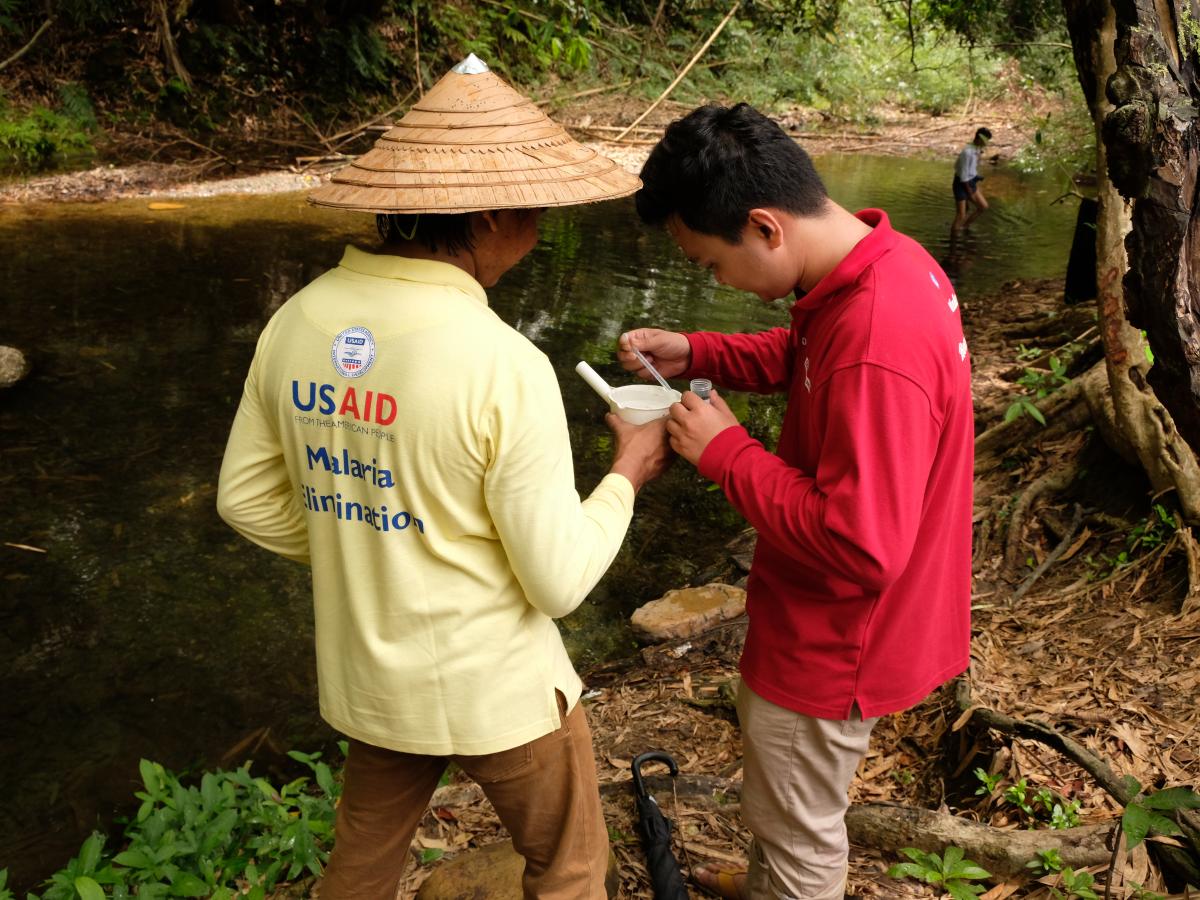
[
  {"x1": 0, "y1": 17, "x2": 53, "y2": 73},
  {"x1": 613, "y1": 2, "x2": 741, "y2": 142}
]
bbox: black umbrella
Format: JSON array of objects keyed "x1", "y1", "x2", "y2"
[{"x1": 631, "y1": 751, "x2": 690, "y2": 900}]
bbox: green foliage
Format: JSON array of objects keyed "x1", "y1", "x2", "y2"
[
  {"x1": 1003, "y1": 351, "x2": 1072, "y2": 425},
  {"x1": 887, "y1": 846, "x2": 991, "y2": 898},
  {"x1": 1126, "y1": 503, "x2": 1177, "y2": 553},
  {"x1": 705, "y1": 0, "x2": 1009, "y2": 121},
  {"x1": 0, "y1": 84, "x2": 96, "y2": 169},
  {"x1": 1049, "y1": 866, "x2": 1098, "y2": 899},
  {"x1": 1011, "y1": 101, "x2": 1096, "y2": 177},
  {"x1": 980, "y1": 774, "x2": 1083, "y2": 829},
  {"x1": 13, "y1": 752, "x2": 341, "y2": 900},
  {"x1": 1026, "y1": 847, "x2": 1064, "y2": 876},
  {"x1": 0, "y1": 0, "x2": 17, "y2": 36},
  {"x1": 1119, "y1": 778, "x2": 1200, "y2": 852},
  {"x1": 973, "y1": 767, "x2": 1002, "y2": 796}
]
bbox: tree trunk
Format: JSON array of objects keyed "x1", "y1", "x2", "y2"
[{"x1": 1064, "y1": 0, "x2": 1200, "y2": 520}]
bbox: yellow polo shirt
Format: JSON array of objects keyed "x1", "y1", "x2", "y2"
[{"x1": 217, "y1": 246, "x2": 634, "y2": 755}]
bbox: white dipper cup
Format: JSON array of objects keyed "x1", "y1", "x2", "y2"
[{"x1": 575, "y1": 361, "x2": 681, "y2": 425}]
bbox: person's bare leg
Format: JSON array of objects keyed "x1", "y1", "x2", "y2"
[
  {"x1": 952, "y1": 199, "x2": 968, "y2": 233},
  {"x1": 964, "y1": 185, "x2": 988, "y2": 227},
  {"x1": 693, "y1": 865, "x2": 748, "y2": 898}
]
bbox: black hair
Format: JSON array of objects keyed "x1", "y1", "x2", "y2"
[
  {"x1": 974, "y1": 127, "x2": 993, "y2": 142},
  {"x1": 635, "y1": 103, "x2": 827, "y2": 243},
  {"x1": 376, "y1": 213, "x2": 476, "y2": 255}
]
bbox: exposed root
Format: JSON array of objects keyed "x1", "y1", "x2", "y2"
[{"x1": 1005, "y1": 466, "x2": 1085, "y2": 571}]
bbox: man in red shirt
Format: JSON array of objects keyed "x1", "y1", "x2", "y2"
[{"x1": 619, "y1": 103, "x2": 973, "y2": 899}]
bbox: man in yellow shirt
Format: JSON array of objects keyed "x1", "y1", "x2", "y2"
[{"x1": 217, "y1": 55, "x2": 670, "y2": 899}]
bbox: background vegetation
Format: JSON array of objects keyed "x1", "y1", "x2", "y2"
[{"x1": 0, "y1": 0, "x2": 1088, "y2": 174}]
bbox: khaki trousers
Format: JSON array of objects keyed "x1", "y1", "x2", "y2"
[
  {"x1": 320, "y1": 695, "x2": 608, "y2": 900},
  {"x1": 737, "y1": 682, "x2": 878, "y2": 900}
]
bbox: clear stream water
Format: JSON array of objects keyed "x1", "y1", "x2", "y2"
[{"x1": 0, "y1": 154, "x2": 1076, "y2": 886}]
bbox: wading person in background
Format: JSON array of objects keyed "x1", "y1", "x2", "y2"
[
  {"x1": 952, "y1": 126, "x2": 992, "y2": 233},
  {"x1": 619, "y1": 103, "x2": 973, "y2": 899},
  {"x1": 217, "y1": 55, "x2": 671, "y2": 900}
]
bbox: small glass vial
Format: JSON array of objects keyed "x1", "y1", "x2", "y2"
[{"x1": 689, "y1": 378, "x2": 712, "y2": 403}]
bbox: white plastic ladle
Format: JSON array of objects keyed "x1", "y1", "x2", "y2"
[{"x1": 575, "y1": 361, "x2": 681, "y2": 425}]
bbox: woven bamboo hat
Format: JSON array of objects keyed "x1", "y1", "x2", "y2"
[{"x1": 308, "y1": 54, "x2": 640, "y2": 214}]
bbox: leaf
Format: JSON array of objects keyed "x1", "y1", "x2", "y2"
[
  {"x1": 1025, "y1": 401, "x2": 1046, "y2": 425},
  {"x1": 943, "y1": 845, "x2": 964, "y2": 872},
  {"x1": 1121, "y1": 775, "x2": 1142, "y2": 797},
  {"x1": 139, "y1": 760, "x2": 161, "y2": 795},
  {"x1": 73, "y1": 877, "x2": 105, "y2": 900},
  {"x1": 79, "y1": 834, "x2": 104, "y2": 874},
  {"x1": 1142, "y1": 787, "x2": 1200, "y2": 811},
  {"x1": 947, "y1": 881, "x2": 985, "y2": 900},
  {"x1": 419, "y1": 848, "x2": 444, "y2": 864},
  {"x1": 955, "y1": 864, "x2": 992, "y2": 881},
  {"x1": 1123, "y1": 802, "x2": 1152, "y2": 849},
  {"x1": 315, "y1": 762, "x2": 335, "y2": 797},
  {"x1": 112, "y1": 850, "x2": 152, "y2": 869},
  {"x1": 887, "y1": 862, "x2": 930, "y2": 880},
  {"x1": 168, "y1": 873, "x2": 208, "y2": 898}
]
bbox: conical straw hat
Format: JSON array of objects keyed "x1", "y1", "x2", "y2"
[{"x1": 309, "y1": 55, "x2": 640, "y2": 214}]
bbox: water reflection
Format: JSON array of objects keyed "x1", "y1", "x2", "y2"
[{"x1": 0, "y1": 156, "x2": 1075, "y2": 888}]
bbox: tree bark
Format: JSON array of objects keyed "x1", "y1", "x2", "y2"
[
  {"x1": 1104, "y1": 0, "x2": 1200, "y2": 450},
  {"x1": 1063, "y1": 0, "x2": 1200, "y2": 519}
]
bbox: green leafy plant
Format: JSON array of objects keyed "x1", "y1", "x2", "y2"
[
  {"x1": 973, "y1": 767, "x2": 1002, "y2": 796},
  {"x1": 1049, "y1": 866, "x2": 1098, "y2": 899},
  {"x1": 1026, "y1": 847, "x2": 1064, "y2": 876},
  {"x1": 1004, "y1": 778, "x2": 1036, "y2": 817},
  {"x1": 11, "y1": 751, "x2": 343, "y2": 900},
  {"x1": 887, "y1": 846, "x2": 991, "y2": 898},
  {"x1": 1126, "y1": 504, "x2": 1177, "y2": 554},
  {"x1": 1120, "y1": 780, "x2": 1200, "y2": 851}
]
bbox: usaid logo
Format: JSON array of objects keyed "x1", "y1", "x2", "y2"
[{"x1": 331, "y1": 326, "x2": 376, "y2": 379}]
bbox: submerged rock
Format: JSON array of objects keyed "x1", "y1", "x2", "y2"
[
  {"x1": 0, "y1": 346, "x2": 30, "y2": 389},
  {"x1": 415, "y1": 839, "x2": 619, "y2": 899},
  {"x1": 631, "y1": 582, "x2": 747, "y2": 642}
]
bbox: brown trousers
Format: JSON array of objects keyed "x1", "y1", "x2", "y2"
[{"x1": 320, "y1": 695, "x2": 608, "y2": 900}]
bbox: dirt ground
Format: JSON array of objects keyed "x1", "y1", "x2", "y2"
[
  {"x1": 10, "y1": 91, "x2": 1196, "y2": 899},
  {"x1": 372, "y1": 277, "x2": 1200, "y2": 900}
]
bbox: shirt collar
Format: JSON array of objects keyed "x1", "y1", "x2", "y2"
[
  {"x1": 791, "y1": 209, "x2": 896, "y2": 315},
  {"x1": 337, "y1": 245, "x2": 488, "y2": 306}
]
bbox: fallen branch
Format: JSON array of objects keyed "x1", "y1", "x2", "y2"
[
  {"x1": 1005, "y1": 467, "x2": 1083, "y2": 570},
  {"x1": 1011, "y1": 503, "x2": 1084, "y2": 604}
]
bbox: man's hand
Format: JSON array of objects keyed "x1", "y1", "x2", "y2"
[
  {"x1": 618, "y1": 329, "x2": 691, "y2": 380},
  {"x1": 666, "y1": 390, "x2": 739, "y2": 466},
  {"x1": 606, "y1": 414, "x2": 673, "y2": 492}
]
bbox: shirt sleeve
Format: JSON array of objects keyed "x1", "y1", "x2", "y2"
[
  {"x1": 686, "y1": 327, "x2": 794, "y2": 393},
  {"x1": 696, "y1": 363, "x2": 941, "y2": 591},
  {"x1": 216, "y1": 351, "x2": 311, "y2": 565},
  {"x1": 483, "y1": 352, "x2": 635, "y2": 619}
]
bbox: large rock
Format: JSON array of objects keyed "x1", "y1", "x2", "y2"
[
  {"x1": 0, "y1": 346, "x2": 30, "y2": 389},
  {"x1": 415, "y1": 840, "x2": 619, "y2": 899},
  {"x1": 631, "y1": 582, "x2": 747, "y2": 642}
]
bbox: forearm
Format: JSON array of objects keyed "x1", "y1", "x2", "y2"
[{"x1": 685, "y1": 328, "x2": 793, "y2": 393}]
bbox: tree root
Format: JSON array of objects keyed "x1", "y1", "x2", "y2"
[
  {"x1": 954, "y1": 678, "x2": 1200, "y2": 887},
  {"x1": 975, "y1": 363, "x2": 1105, "y2": 470},
  {"x1": 1011, "y1": 503, "x2": 1085, "y2": 604},
  {"x1": 1004, "y1": 465, "x2": 1085, "y2": 571}
]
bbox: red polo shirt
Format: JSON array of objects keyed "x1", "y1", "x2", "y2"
[{"x1": 688, "y1": 210, "x2": 973, "y2": 719}]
